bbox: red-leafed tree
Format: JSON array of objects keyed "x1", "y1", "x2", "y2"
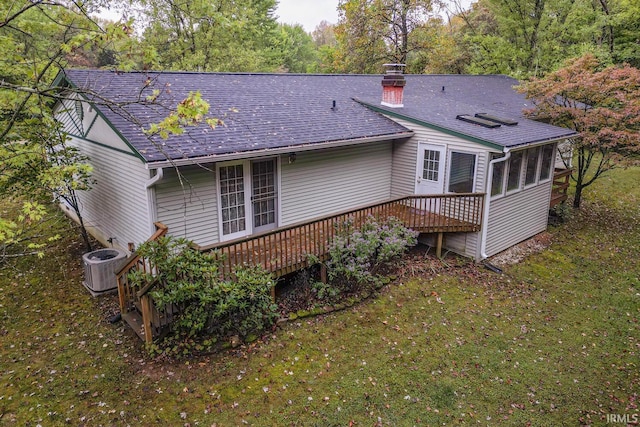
[{"x1": 520, "y1": 54, "x2": 640, "y2": 208}]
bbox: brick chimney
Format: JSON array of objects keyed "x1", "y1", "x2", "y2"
[{"x1": 381, "y1": 63, "x2": 406, "y2": 108}]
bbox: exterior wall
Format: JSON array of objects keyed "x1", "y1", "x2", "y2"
[
  {"x1": 485, "y1": 182, "x2": 552, "y2": 256},
  {"x1": 389, "y1": 117, "x2": 488, "y2": 258},
  {"x1": 391, "y1": 138, "x2": 418, "y2": 197},
  {"x1": 154, "y1": 165, "x2": 219, "y2": 247},
  {"x1": 56, "y1": 98, "x2": 153, "y2": 252},
  {"x1": 279, "y1": 142, "x2": 393, "y2": 225}
]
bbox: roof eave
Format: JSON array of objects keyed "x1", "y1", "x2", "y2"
[
  {"x1": 354, "y1": 99, "x2": 506, "y2": 151},
  {"x1": 144, "y1": 131, "x2": 414, "y2": 170},
  {"x1": 355, "y1": 99, "x2": 577, "y2": 152}
]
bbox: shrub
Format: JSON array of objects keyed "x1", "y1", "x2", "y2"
[
  {"x1": 325, "y1": 215, "x2": 418, "y2": 292},
  {"x1": 128, "y1": 236, "x2": 277, "y2": 355}
]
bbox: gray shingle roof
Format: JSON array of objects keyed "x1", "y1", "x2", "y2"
[{"x1": 59, "y1": 70, "x2": 576, "y2": 164}]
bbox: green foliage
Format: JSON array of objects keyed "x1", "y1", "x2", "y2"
[
  {"x1": 453, "y1": 0, "x2": 640, "y2": 77},
  {"x1": 334, "y1": 0, "x2": 435, "y2": 73},
  {"x1": 325, "y1": 215, "x2": 418, "y2": 291},
  {"x1": 128, "y1": 236, "x2": 278, "y2": 355},
  {"x1": 520, "y1": 54, "x2": 640, "y2": 207},
  {"x1": 145, "y1": 91, "x2": 222, "y2": 139}
]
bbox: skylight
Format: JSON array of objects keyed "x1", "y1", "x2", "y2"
[
  {"x1": 474, "y1": 113, "x2": 518, "y2": 126},
  {"x1": 456, "y1": 114, "x2": 501, "y2": 128}
]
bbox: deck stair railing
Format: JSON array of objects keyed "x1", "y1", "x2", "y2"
[
  {"x1": 550, "y1": 168, "x2": 573, "y2": 208},
  {"x1": 116, "y1": 222, "x2": 176, "y2": 343},
  {"x1": 117, "y1": 193, "x2": 484, "y2": 343}
]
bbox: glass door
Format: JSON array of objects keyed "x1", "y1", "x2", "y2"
[
  {"x1": 251, "y1": 159, "x2": 277, "y2": 233},
  {"x1": 219, "y1": 163, "x2": 250, "y2": 241}
]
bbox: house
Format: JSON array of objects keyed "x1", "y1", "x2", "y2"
[{"x1": 52, "y1": 68, "x2": 576, "y2": 265}]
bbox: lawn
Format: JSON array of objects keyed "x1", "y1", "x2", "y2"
[{"x1": 1, "y1": 167, "x2": 638, "y2": 426}]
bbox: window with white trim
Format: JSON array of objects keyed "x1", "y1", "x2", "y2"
[
  {"x1": 491, "y1": 153, "x2": 506, "y2": 197},
  {"x1": 539, "y1": 144, "x2": 554, "y2": 181},
  {"x1": 448, "y1": 151, "x2": 476, "y2": 193},
  {"x1": 524, "y1": 147, "x2": 540, "y2": 186},
  {"x1": 506, "y1": 151, "x2": 523, "y2": 192}
]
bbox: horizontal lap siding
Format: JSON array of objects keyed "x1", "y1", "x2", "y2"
[
  {"x1": 54, "y1": 99, "x2": 151, "y2": 250},
  {"x1": 67, "y1": 135, "x2": 151, "y2": 249},
  {"x1": 485, "y1": 182, "x2": 552, "y2": 257},
  {"x1": 391, "y1": 138, "x2": 417, "y2": 197},
  {"x1": 389, "y1": 117, "x2": 488, "y2": 259},
  {"x1": 154, "y1": 165, "x2": 219, "y2": 247},
  {"x1": 280, "y1": 142, "x2": 393, "y2": 225}
]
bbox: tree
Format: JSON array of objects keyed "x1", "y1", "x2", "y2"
[
  {"x1": 520, "y1": 54, "x2": 640, "y2": 208},
  {"x1": 333, "y1": 0, "x2": 435, "y2": 73},
  {"x1": 135, "y1": 0, "x2": 280, "y2": 72},
  {"x1": 270, "y1": 24, "x2": 318, "y2": 73},
  {"x1": 0, "y1": 2, "x2": 211, "y2": 257},
  {"x1": 455, "y1": 0, "x2": 640, "y2": 77},
  {"x1": 0, "y1": 1, "x2": 111, "y2": 256}
]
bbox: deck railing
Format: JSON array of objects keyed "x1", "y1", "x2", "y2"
[
  {"x1": 551, "y1": 168, "x2": 572, "y2": 208},
  {"x1": 115, "y1": 222, "x2": 173, "y2": 343},
  {"x1": 198, "y1": 193, "x2": 485, "y2": 277}
]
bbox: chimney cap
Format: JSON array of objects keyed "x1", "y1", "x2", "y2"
[{"x1": 383, "y1": 63, "x2": 406, "y2": 74}]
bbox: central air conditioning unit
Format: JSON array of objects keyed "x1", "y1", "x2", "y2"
[{"x1": 82, "y1": 248, "x2": 127, "y2": 297}]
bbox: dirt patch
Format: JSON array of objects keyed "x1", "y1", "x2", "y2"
[{"x1": 489, "y1": 232, "x2": 553, "y2": 266}]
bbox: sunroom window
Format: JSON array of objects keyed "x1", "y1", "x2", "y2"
[
  {"x1": 491, "y1": 153, "x2": 505, "y2": 197},
  {"x1": 524, "y1": 147, "x2": 540, "y2": 186},
  {"x1": 506, "y1": 151, "x2": 523, "y2": 192},
  {"x1": 448, "y1": 151, "x2": 476, "y2": 193},
  {"x1": 539, "y1": 144, "x2": 555, "y2": 181}
]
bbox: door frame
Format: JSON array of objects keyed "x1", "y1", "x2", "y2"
[
  {"x1": 216, "y1": 157, "x2": 280, "y2": 242},
  {"x1": 414, "y1": 142, "x2": 446, "y2": 195}
]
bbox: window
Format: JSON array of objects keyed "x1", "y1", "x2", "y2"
[
  {"x1": 524, "y1": 147, "x2": 540, "y2": 186},
  {"x1": 539, "y1": 144, "x2": 554, "y2": 181},
  {"x1": 506, "y1": 151, "x2": 523, "y2": 192},
  {"x1": 422, "y1": 149, "x2": 440, "y2": 181},
  {"x1": 219, "y1": 164, "x2": 246, "y2": 236},
  {"x1": 251, "y1": 160, "x2": 276, "y2": 228},
  {"x1": 448, "y1": 152, "x2": 476, "y2": 193},
  {"x1": 491, "y1": 153, "x2": 506, "y2": 197}
]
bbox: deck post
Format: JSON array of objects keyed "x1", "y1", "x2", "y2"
[
  {"x1": 320, "y1": 264, "x2": 328, "y2": 284},
  {"x1": 140, "y1": 294, "x2": 153, "y2": 344},
  {"x1": 436, "y1": 232, "x2": 444, "y2": 258}
]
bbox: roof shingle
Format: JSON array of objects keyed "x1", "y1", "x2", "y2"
[{"x1": 60, "y1": 70, "x2": 576, "y2": 163}]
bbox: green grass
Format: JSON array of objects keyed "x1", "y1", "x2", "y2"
[{"x1": 1, "y1": 168, "x2": 639, "y2": 426}]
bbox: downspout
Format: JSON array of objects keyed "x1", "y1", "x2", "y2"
[
  {"x1": 145, "y1": 168, "x2": 164, "y2": 234},
  {"x1": 480, "y1": 148, "x2": 511, "y2": 260}
]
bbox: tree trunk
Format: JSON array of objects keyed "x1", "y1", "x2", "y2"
[{"x1": 573, "y1": 183, "x2": 583, "y2": 209}]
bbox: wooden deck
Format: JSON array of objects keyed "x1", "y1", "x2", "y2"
[
  {"x1": 117, "y1": 194, "x2": 484, "y2": 343},
  {"x1": 197, "y1": 194, "x2": 485, "y2": 277}
]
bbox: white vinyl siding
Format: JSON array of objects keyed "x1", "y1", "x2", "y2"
[
  {"x1": 55, "y1": 98, "x2": 151, "y2": 251},
  {"x1": 279, "y1": 142, "x2": 393, "y2": 225},
  {"x1": 65, "y1": 134, "x2": 151, "y2": 250},
  {"x1": 391, "y1": 138, "x2": 418, "y2": 197},
  {"x1": 155, "y1": 165, "x2": 219, "y2": 247},
  {"x1": 485, "y1": 182, "x2": 552, "y2": 256}
]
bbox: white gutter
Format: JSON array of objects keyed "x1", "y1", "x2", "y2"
[
  {"x1": 480, "y1": 148, "x2": 511, "y2": 260},
  {"x1": 145, "y1": 168, "x2": 164, "y2": 234},
  {"x1": 144, "y1": 133, "x2": 414, "y2": 170},
  {"x1": 145, "y1": 167, "x2": 164, "y2": 188}
]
